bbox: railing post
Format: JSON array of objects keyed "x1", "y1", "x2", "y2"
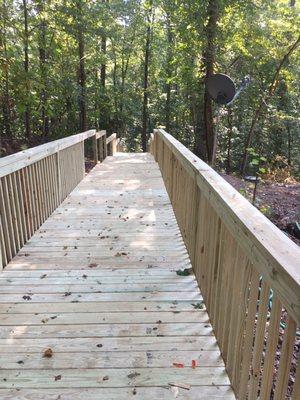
[
  {"x1": 112, "y1": 133, "x2": 117, "y2": 155},
  {"x1": 103, "y1": 132, "x2": 107, "y2": 159},
  {"x1": 93, "y1": 133, "x2": 98, "y2": 164},
  {"x1": 98, "y1": 136, "x2": 103, "y2": 162}
]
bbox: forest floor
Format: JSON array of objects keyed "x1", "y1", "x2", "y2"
[{"x1": 221, "y1": 173, "x2": 300, "y2": 246}]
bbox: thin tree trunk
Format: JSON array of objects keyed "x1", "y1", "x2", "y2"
[
  {"x1": 193, "y1": 86, "x2": 206, "y2": 160},
  {"x1": 226, "y1": 108, "x2": 233, "y2": 174},
  {"x1": 100, "y1": 1, "x2": 106, "y2": 90},
  {"x1": 0, "y1": 0, "x2": 11, "y2": 138},
  {"x1": 241, "y1": 35, "x2": 300, "y2": 174},
  {"x1": 23, "y1": 0, "x2": 31, "y2": 140},
  {"x1": 37, "y1": 2, "x2": 49, "y2": 137},
  {"x1": 287, "y1": 124, "x2": 292, "y2": 166},
  {"x1": 77, "y1": 0, "x2": 87, "y2": 132},
  {"x1": 203, "y1": 0, "x2": 219, "y2": 164},
  {"x1": 165, "y1": 12, "x2": 172, "y2": 132},
  {"x1": 141, "y1": 1, "x2": 153, "y2": 152}
]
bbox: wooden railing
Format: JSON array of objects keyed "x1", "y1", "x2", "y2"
[
  {"x1": 0, "y1": 130, "x2": 118, "y2": 269},
  {"x1": 150, "y1": 129, "x2": 300, "y2": 400}
]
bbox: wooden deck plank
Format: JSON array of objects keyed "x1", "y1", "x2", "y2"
[
  {"x1": 0, "y1": 350, "x2": 224, "y2": 369},
  {"x1": 0, "y1": 153, "x2": 234, "y2": 398},
  {"x1": 0, "y1": 387, "x2": 236, "y2": 400}
]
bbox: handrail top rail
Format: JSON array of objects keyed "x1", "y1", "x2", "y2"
[
  {"x1": 95, "y1": 130, "x2": 106, "y2": 139},
  {"x1": 155, "y1": 128, "x2": 300, "y2": 323},
  {"x1": 0, "y1": 129, "x2": 96, "y2": 178},
  {"x1": 106, "y1": 133, "x2": 117, "y2": 144}
]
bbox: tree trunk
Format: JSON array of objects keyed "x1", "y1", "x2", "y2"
[
  {"x1": 203, "y1": 0, "x2": 219, "y2": 164},
  {"x1": 193, "y1": 85, "x2": 206, "y2": 160},
  {"x1": 165, "y1": 12, "x2": 172, "y2": 133},
  {"x1": 226, "y1": 108, "x2": 233, "y2": 174},
  {"x1": 77, "y1": 0, "x2": 87, "y2": 132},
  {"x1": 287, "y1": 124, "x2": 292, "y2": 166},
  {"x1": 100, "y1": 0, "x2": 106, "y2": 90},
  {"x1": 37, "y1": 2, "x2": 49, "y2": 137},
  {"x1": 0, "y1": 0, "x2": 11, "y2": 138},
  {"x1": 240, "y1": 34, "x2": 300, "y2": 174},
  {"x1": 23, "y1": 0, "x2": 31, "y2": 140},
  {"x1": 141, "y1": 1, "x2": 153, "y2": 152}
]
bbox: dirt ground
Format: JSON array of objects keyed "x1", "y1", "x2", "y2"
[{"x1": 221, "y1": 173, "x2": 300, "y2": 246}]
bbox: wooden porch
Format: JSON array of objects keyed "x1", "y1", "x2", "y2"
[{"x1": 0, "y1": 130, "x2": 299, "y2": 399}]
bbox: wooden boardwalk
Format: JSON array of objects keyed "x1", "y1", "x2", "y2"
[{"x1": 0, "y1": 153, "x2": 235, "y2": 399}]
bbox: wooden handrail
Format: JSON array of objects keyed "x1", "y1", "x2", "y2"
[
  {"x1": 150, "y1": 128, "x2": 300, "y2": 399},
  {"x1": 0, "y1": 130, "x2": 96, "y2": 178},
  {"x1": 155, "y1": 128, "x2": 300, "y2": 323},
  {"x1": 0, "y1": 129, "x2": 118, "y2": 269}
]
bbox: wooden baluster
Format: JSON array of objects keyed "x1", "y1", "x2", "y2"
[
  {"x1": 0, "y1": 216, "x2": 6, "y2": 268},
  {"x1": 238, "y1": 268, "x2": 260, "y2": 399},
  {"x1": 7, "y1": 174, "x2": 21, "y2": 252},
  {"x1": 16, "y1": 170, "x2": 28, "y2": 243},
  {"x1": 1, "y1": 176, "x2": 16, "y2": 258},
  {"x1": 226, "y1": 249, "x2": 250, "y2": 382},
  {"x1": 11, "y1": 172, "x2": 24, "y2": 248},
  {"x1": 274, "y1": 315, "x2": 297, "y2": 400},
  {"x1": 259, "y1": 295, "x2": 282, "y2": 399},
  {"x1": 56, "y1": 151, "x2": 62, "y2": 203},
  {"x1": 292, "y1": 363, "x2": 300, "y2": 400},
  {"x1": 248, "y1": 281, "x2": 271, "y2": 400}
]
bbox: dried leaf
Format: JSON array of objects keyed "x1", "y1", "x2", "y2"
[
  {"x1": 173, "y1": 362, "x2": 184, "y2": 368},
  {"x1": 127, "y1": 372, "x2": 141, "y2": 379},
  {"x1": 43, "y1": 348, "x2": 53, "y2": 358}
]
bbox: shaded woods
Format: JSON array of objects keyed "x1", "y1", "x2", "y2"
[{"x1": 0, "y1": 0, "x2": 299, "y2": 177}]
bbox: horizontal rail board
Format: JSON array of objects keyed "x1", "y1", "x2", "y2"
[
  {"x1": 0, "y1": 130, "x2": 96, "y2": 178},
  {"x1": 106, "y1": 133, "x2": 117, "y2": 144}
]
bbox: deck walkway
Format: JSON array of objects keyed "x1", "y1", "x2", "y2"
[{"x1": 0, "y1": 153, "x2": 235, "y2": 399}]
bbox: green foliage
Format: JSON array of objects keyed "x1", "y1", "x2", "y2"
[{"x1": 0, "y1": 0, "x2": 299, "y2": 173}]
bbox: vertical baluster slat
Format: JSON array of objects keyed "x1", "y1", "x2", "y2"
[
  {"x1": 259, "y1": 294, "x2": 282, "y2": 398},
  {"x1": 274, "y1": 315, "x2": 297, "y2": 400}
]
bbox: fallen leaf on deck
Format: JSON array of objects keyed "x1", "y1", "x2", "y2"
[
  {"x1": 192, "y1": 302, "x2": 204, "y2": 309},
  {"x1": 43, "y1": 348, "x2": 53, "y2": 358},
  {"x1": 127, "y1": 372, "x2": 141, "y2": 379},
  {"x1": 173, "y1": 363, "x2": 184, "y2": 368},
  {"x1": 176, "y1": 268, "x2": 192, "y2": 276}
]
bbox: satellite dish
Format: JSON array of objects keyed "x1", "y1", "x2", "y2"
[{"x1": 206, "y1": 74, "x2": 236, "y2": 105}]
